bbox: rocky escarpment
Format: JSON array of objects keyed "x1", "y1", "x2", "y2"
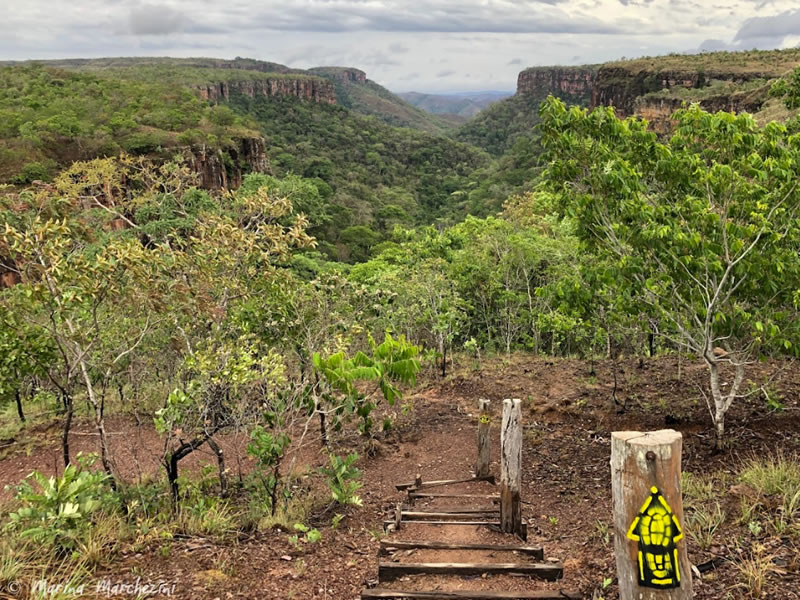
[
  {"x1": 592, "y1": 66, "x2": 772, "y2": 117},
  {"x1": 187, "y1": 137, "x2": 270, "y2": 190},
  {"x1": 308, "y1": 67, "x2": 367, "y2": 84},
  {"x1": 516, "y1": 67, "x2": 596, "y2": 105},
  {"x1": 633, "y1": 85, "x2": 770, "y2": 132},
  {"x1": 197, "y1": 77, "x2": 336, "y2": 105}
]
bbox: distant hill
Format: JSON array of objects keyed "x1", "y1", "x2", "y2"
[
  {"x1": 398, "y1": 91, "x2": 512, "y2": 118},
  {"x1": 1, "y1": 57, "x2": 456, "y2": 136},
  {"x1": 309, "y1": 67, "x2": 457, "y2": 134}
]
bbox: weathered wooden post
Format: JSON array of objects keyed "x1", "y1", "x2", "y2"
[
  {"x1": 611, "y1": 430, "x2": 692, "y2": 600},
  {"x1": 476, "y1": 399, "x2": 491, "y2": 478},
  {"x1": 500, "y1": 398, "x2": 522, "y2": 535}
]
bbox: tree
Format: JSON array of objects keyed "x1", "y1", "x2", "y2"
[
  {"x1": 541, "y1": 97, "x2": 800, "y2": 448},
  {"x1": 1, "y1": 162, "x2": 175, "y2": 476}
]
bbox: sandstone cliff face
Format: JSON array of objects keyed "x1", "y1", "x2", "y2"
[
  {"x1": 592, "y1": 66, "x2": 771, "y2": 116},
  {"x1": 187, "y1": 137, "x2": 269, "y2": 190},
  {"x1": 634, "y1": 88, "x2": 769, "y2": 132},
  {"x1": 516, "y1": 67, "x2": 596, "y2": 104},
  {"x1": 197, "y1": 77, "x2": 337, "y2": 105},
  {"x1": 309, "y1": 67, "x2": 367, "y2": 84}
]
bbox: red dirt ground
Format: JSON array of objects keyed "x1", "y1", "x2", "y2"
[{"x1": 2, "y1": 356, "x2": 800, "y2": 599}]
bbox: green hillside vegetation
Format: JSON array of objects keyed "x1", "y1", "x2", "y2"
[
  {"x1": 0, "y1": 56, "x2": 297, "y2": 74},
  {"x1": 604, "y1": 47, "x2": 800, "y2": 76},
  {"x1": 0, "y1": 65, "x2": 259, "y2": 183},
  {"x1": 309, "y1": 67, "x2": 456, "y2": 134},
  {"x1": 456, "y1": 93, "x2": 547, "y2": 156},
  {"x1": 228, "y1": 93, "x2": 489, "y2": 260}
]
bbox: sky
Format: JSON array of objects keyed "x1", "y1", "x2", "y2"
[{"x1": 3, "y1": 0, "x2": 800, "y2": 93}]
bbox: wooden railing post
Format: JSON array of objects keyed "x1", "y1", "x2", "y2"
[
  {"x1": 611, "y1": 430, "x2": 692, "y2": 600},
  {"x1": 476, "y1": 399, "x2": 491, "y2": 478},
  {"x1": 500, "y1": 398, "x2": 522, "y2": 535}
]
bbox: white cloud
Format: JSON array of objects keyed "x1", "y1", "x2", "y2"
[{"x1": 2, "y1": 0, "x2": 799, "y2": 92}]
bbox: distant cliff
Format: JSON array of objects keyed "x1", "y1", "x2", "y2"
[
  {"x1": 197, "y1": 76, "x2": 336, "y2": 105},
  {"x1": 516, "y1": 66, "x2": 596, "y2": 105},
  {"x1": 187, "y1": 137, "x2": 270, "y2": 190},
  {"x1": 591, "y1": 65, "x2": 772, "y2": 117},
  {"x1": 308, "y1": 67, "x2": 367, "y2": 84}
]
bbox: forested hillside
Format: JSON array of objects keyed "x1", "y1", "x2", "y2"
[{"x1": 3, "y1": 46, "x2": 800, "y2": 600}]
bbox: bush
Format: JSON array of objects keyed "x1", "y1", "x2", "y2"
[
  {"x1": 12, "y1": 161, "x2": 52, "y2": 184},
  {"x1": 321, "y1": 452, "x2": 363, "y2": 507},
  {"x1": 5, "y1": 457, "x2": 115, "y2": 552}
]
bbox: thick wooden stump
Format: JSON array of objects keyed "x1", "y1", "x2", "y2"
[
  {"x1": 500, "y1": 398, "x2": 522, "y2": 535},
  {"x1": 611, "y1": 430, "x2": 692, "y2": 600},
  {"x1": 476, "y1": 399, "x2": 491, "y2": 478}
]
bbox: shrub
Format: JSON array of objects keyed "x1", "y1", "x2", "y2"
[
  {"x1": 5, "y1": 457, "x2": 115, "y2": 552},
  {"x1": 321, "y1": 452, "x2": 362, "y2": 507},
  {"x1": 12, "y1": 161, "x2": 52, "y2": 184}
]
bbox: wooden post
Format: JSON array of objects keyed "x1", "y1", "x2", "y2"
[
  {"x1": 500, "y1": 398, "x2": 522, "y2": 535},
  {"x1": 611, "y1": 430, "x2": 692, "y2": 600},
  {"x1": 476, "y1": 399, "x2": 491, "y2": 478}
]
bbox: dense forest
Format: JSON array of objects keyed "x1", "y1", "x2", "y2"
[{"x1": 3, "y1": 49, "x2": 800, "y2": 599}]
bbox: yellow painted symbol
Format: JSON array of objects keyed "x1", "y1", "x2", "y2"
[
  {"x1": 479, "y1": 414, "x2": 491, "y2": 424},
  {"x1": 627, "y1": 486, "x2": 683, "y2": 589}
]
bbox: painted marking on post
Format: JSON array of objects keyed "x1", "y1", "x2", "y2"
[{"x1": 626, "y1": 486, "x2": 684, "y2": 589}]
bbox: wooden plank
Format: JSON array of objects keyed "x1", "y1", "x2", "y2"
[
  {"x1": 403, "y1": 504, "x2": 500, "y2": 514},
  {"x1": 384, "y1": 520, "x2": 501, "y2": 529},
  {"x1": 379, "y1": 540, "x2": 544, "y2": 559},
  {"x1": 409, "y1": 493, "x2": 500, "y2": 501},
  {"x1": 396, "y1": 475, "x2": 496, "y2": 492},
  {"x1": 401, "y1": 505, "x2": 498, "y2": 513},
  {"x1": 401, "y1": 511, "x2": 497, "y2": 521},
  {"x1": 378, "y1": 562, "x2": 563, "y2": 582},
  {"x1": 362, "y1": 589, "x2": 582, "y2": 599}
]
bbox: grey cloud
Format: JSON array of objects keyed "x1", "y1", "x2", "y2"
[
  {"x1": 129, "y1": 4, "x2": 185, "y2": 36},
  {"x1": 735, "y1": 9, "x2": 800, "y2": 43},
  {"x1": 235, "y1": 1, "x2": 631, "y2": 34},
  {"x1": 437, "y1": 69, "x2": 455, "y2": 77},
  {"x1": 389, "y1": 42, "x2": 409, "y2": 53},
  {"x1": 507, "y1": 58, "x2": 523, "y2": 65}
]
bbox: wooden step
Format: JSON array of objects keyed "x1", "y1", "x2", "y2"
[
  {"x1": 402, "y1": 511, "x2": 498, "y2": 520},
  {"x1": 378, "y1": 561, "x2": 563, "y2": 582},
  {"x1": 409, "y1": 492, "x2": 500, "y2": 501},
  {"x1": 362, "y1": 590, "x2": 582, "y2": 599},
  {"x1": 401, "y1": 505, "x2": 498, "y2": 514},
  {"x1": 379, "y1": 540, "x2": 544, "y2": 560},
  {"x1": 385, "y1": 520, "x2": 528, "y2": 540},
  {"x1": 386, "y1": 520, "x2": 500, "y2": 529},
  {"x1": 396, "y1": 475, "x2": 495, "y2": 491}
]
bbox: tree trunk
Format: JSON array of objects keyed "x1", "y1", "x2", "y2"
[
  {"x1": 319, "y1": 406, "x2": 328, "y2": 447},
  {"x1": 166, "y1": 433, "x2": 213, "y2": 506},
  {"x1": 62, "y1": 393, "x2": 74, "y2": 468},
  {"x1": 207, "y1": 437, "x2": 228, "y2": 497},
  {"x1": 78, "y1": 358, "x2": 116, "y2": 486},
  {"x1": 441, "y1": 341, "x2": 447, "y2": 378},
  {"x1": 14, "y1": 389, "x2": 25, "y2": 423}
]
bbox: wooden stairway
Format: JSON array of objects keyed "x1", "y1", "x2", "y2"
[{"x1": 360, "y1": 475, "x2": 582, "y2": 600}]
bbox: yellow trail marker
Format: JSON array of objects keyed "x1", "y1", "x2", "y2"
[{"x1": 626, "y1": 486, "x2": 683, "y2": 589}]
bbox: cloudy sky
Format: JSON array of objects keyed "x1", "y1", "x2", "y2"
[{"x1": 3, "y1": 0, "x2": 799, "y2": 92}]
